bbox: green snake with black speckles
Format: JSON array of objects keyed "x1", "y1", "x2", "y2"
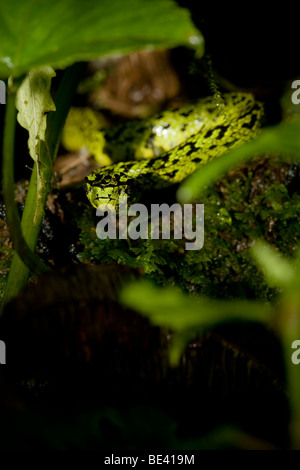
[{"x1": 64, "y1": 93, "x2": 264, "y2": 209}]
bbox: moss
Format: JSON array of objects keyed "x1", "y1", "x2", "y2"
[{"x1": 77, "y1": 154, "x2": 300, "y2": 300}]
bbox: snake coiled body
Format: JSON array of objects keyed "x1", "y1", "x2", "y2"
[{"x1": 84, "y1": 93, "x2": 264, "y2": 209}]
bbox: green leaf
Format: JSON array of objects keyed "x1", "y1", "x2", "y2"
[
  {"x1": 15, "y1": 66, "x2": 56, "y2": 220},
  {"x1": 16, "y1": 66, "x2": 56, "y2": 162},
  {"x1": 120, "y1": 281, "x2": 272, "y2": 365},
  {"x1": 251, "y1": 240, "x2": 295, "y2": 288},
  {"x1": 0, "y1": 0, "x2": 203, "y2": 79},
  {"x1": 177, "y1": 118, "x2": 300, "y2": 203}
]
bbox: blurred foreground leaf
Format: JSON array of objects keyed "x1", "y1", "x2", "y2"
[
  {"x1": 121, "y1": 281, "x2": 272, "y2": 364},
  {"x1": 250, "y1": 240, "x2": 300, "y2": 447},
  {"x1": 251, "y1": 240, "x2": 296, "y2": 289}
]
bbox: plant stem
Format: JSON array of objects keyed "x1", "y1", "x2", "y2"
[
  {"x1": 2, "y1": 163, "x2": 49, "y2": 306},
  {"x1": 3, "y1": 85, "x2": 48, "y2": 273},
  {"x1": 2, "y1": 63, "x2": 85, "y2": 308},
  {"x1": 2, "y1": 85, "x2": 49, "y2": 308}
]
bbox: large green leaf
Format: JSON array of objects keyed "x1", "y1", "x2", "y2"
[{"x1": 0, "y1": 0, "x2": 203, "y2": 78}]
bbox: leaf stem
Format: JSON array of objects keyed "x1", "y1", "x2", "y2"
[
  {"x1": 3, "y1": 83, "x2": 48, "y2": 272},
  {"x1": 2, "y1": 63, "x2": 85, "y2": 308}
]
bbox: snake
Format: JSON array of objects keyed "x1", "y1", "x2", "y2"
[{"x1": 62, "y1": 93, "x2": 264, "y2": 210}]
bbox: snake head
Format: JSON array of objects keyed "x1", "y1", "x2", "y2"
[
  {"x1": 85, "y1": 173, "x2": 121, "y2": 210},
  {"x1": 85, "y1": 162, "x2": 143, "y2": 211}
]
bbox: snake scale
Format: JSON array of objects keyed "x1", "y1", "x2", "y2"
[{"x1": 62, "y1": 93, "x2": 264, "y2": 210}]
